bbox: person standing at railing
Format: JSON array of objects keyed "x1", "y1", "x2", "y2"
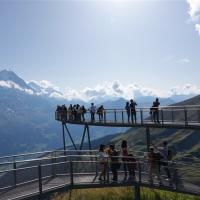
[
  {"x1": 97, "y1": 144, "x2": 108, "y2": 182},
  {"x1": 56, "y1": 105, "x2": 62, "y2": 120},
  {"x1": 121, "y1": 140, "x2": 128, "y2": 180},
  {"x1": 61, "y1": 104, "x2": 68, "y2": 121},
  {"x1": 148, "y1": 147, "x2": 162, "y2": 185},
  {"x1": 125, "y1": 102, "x2": 130, "y2": 122},
  {"x1": 130, "y1": 99, "x2": 137, "y2": 123},
  {"x1": 68, "y1": 104, "x2": 73, "y2": 121},
  {"x1": 89, "y1": 103, "x2": 96, "y2": 122},
  {"x1": 72, "y1": 104, "x2": 77, "y2": 120},
  {"x1": 152, "y1": 98, "x2": 160, "y2": 123},
  {"x1": 153, "y1": 141, "x2": 171, "y2": 180},
  {"x1": 76, "y1": 104, "x2": 82, "y2": 121},
  {"x1": 97, "y1": 105, "x2": 104, "y2": 122},
  {"x1": 108, "y1": 144, "x2": 120, "y2": 182},
  {"x1": 81, "y1": 105, "x2": 86, "y2": 122}
]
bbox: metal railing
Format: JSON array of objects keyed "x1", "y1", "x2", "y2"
[
  {"x1": 55, "y1": 105, "x2": 200, "y2": 128},
  {"x1": 0, "y1": 151, "x2": 199, "y2": 199}
]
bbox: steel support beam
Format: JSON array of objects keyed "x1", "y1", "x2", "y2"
[
  {"x1": 64, "y1": 124, "x2": 77, "y2": 150},
  {"x1": 134, "y1": 185, "x2": 141, "y2": 200},
  {"x1": 86, "y1": 125, "x2": 92, "y2": 150},
  {"x1": 62, "y1": 123, "x2": 66, "y2": 154},
  {"x1": 80, "y1": 125, "x2": 87, "y2": 150},
  {"x1": 80, "y1": 124, "x2": 92, "y2": 150}
]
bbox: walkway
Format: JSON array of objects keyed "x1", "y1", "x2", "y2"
[
  {"x1": 55, "y1": 105, "x2": 200, "y2": 130},
  {"x1": 0, "y1": 151, "x2": 199, "y2": 200}
]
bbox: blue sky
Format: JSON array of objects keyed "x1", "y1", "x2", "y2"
[{"x1": 0, "y1": 0, "x2": 200, "y2": 93}]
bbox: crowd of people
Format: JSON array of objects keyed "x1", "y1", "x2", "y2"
[
  {"x1": 56, "y1": 98, "x2": 161, "y2": 123},
  {"x1": 97, "y1": 140, "x2": 173, "y2": 185},
  {"x1": 97, "y1": 140, "x2": 137, "y2": 182}
]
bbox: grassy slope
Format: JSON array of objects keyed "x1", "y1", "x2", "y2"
[{"x1": 52, "y1": 187, "x2": 200, "y2": 200}]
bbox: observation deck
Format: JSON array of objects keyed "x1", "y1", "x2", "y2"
[{"x1": 55, "y1": 105, "x2": 200, "y2": 130}]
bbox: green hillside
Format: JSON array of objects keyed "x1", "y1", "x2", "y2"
[{"x1": 52, "y1": 187, "x2": 200, "y2": 200}]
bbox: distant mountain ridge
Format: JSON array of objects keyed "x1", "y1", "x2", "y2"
[
  {"x1": 0, "y1": 69, "x2": 31, "y2": 90},
  {"x1": 0, "y1": 69, "x2": 197, "y2": 103}
]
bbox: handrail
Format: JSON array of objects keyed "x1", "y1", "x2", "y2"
[
  {"x1": 0, "y1": 153, "x2": 198, "y2": 173},
  {"x1": 55, "y1": 105, "x2": 200, "y2": 129},
  {"x1": 0, "y1": 152, "x2": 199, "y2": 199},
  {"x1": 0, "y1": 147, "x2": 199, "y2": 167},
  {"x1": 0, "y1": 149, "x2": 99, "y2": 164}
]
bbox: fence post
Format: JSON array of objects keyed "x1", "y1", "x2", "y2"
[
  {"x1": 161, "y1": 109, "x2": 164, "y2": 125},
  {"x1": 106, "y1": 157, "x2": 109, "y2": 183},
  {"x1": 95, "y1": 156, "x2": 98, "y2": 176},
  {"x1": 104, "y1": 111, "x2": 107, "y2": 123},
  {"x1": 184, "y1": 107, "x2": 188, "y2": 126},
  {"x1": 134, "y1": 185, "x2": 141, "y2": 200},
  {"x1": 70, "y1": 157, "x2": 74, "y2": 186},
  {"x1": 114, "y1": 109, "x2": 117, "y2": 123},
  {"x1": 140, "y1": 109, "x2": 143, "y2": 124},
  {"x1": 198, "y1": 109, "x2": 200, "y2": 123},
  {"x1": 13, "y1": 160, "x2": 17, "y2": 187},
  {"x1": 122, "y1": 110, "x2": 124, "y2": 123},
  {"x1": 138, "y1": 162, "x2": 141, "y2": 183},
  {"x1": 172, "y1": 108, "x2": 174, "y2": 123},
  {"x1": 38, "y1": 164, "x2": 42, "y2": 195}
]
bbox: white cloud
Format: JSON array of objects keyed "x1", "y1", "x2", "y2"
[
  {"x1": 169, "y1": 83, "x2": 200, "y2": 96},
  {"x1": 166, "y1": 56, "x2": 191, "y2": 64},
  {"x1": 177, "y1": 58, "x2": 191, "y2": 63},
  {"x1": 27, "y1": 80, "x2": 60, "y2": 91},
  {"x1": 187, "y1": 0, "x2": 200, "y2": 36},
  {"x1": 1, "y1": 79, "x2": 199, "y2": 102},
  {"x1": 195, "y1": 23, "x2": 200, "y2": 35},
  {"x1": 0, "y1": 80, "x2": 34, "y2": 95},
  {"x1": 187, "y1": 0, "x2": 200, "y2": 20},
  {"x1": 60, "y1": 81, "x2": 200, "y2": 102}
]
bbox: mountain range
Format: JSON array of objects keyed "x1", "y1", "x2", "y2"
[{"x1": 0, "y1": 69, "x2": 198, "y2": 156}]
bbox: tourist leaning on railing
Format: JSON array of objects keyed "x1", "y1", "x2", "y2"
[
  {"x1": 148, "y1": 147, "x2": 162, "y2": 185},
  {"x1": 89, "y1": 103, "x2": 97, "y2": 122},
  {"x1": 97, "y1": 144, "x2": 108, "y2": 182}
]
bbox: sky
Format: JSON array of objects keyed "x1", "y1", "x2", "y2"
[{"x1": 0, "y1": 0, "x2": 200, "y2": 96}]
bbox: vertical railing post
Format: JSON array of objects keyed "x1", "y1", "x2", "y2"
[
  {"x1": 70, "y1": 157, "x2": 74, "y2": 186},
  {"x1": 138, "y1": 161, "x2": 141, "y2": 183},
  {"x1": 51, "y1": 152, "x2": 56, "y2": 178},
  {"x1": 184, "y1": 107, "x2": 188, "y2": 126},
  {"x1": 106, "y1": 157, "x2": 109, "y2": 183},
  {"x1": 62, "y1": 122, "x2": 66, "y2": 154},
  {"x1": 122, "y1": 110, "x2": 124, "y2": 123},
  {"x1": 104, "y1": 111, "x2": 107, "y2": 123},
  {"x1": 140, "y1": 109, "x2": 143, "y2": 124},
  {"x1": 161, "y1": 109, "x2": 164, "y2": 125},
  {"x1": 13, "y1": 160, "x2": 17, "y2": 187},
  {"x1": 172, "y1": 108, "x2": 174, "y2": 123},
  {"x1": 134, "y1": 185, "x2": 141, "y2": 200},
  {"x1": 114, "y1": 109, "x2": 117, "y2": 123},
  {"x1": 38, "y1": 164, "x2": 42, "y2": 195},
  {"x1": 95, "y1": 156, "x2": 98, "y2": 176},
  {"x1": 198, "y1": 109, "x2": 200, "y2": 123}
]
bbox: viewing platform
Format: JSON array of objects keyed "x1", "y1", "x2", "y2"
[
  {"x1": 0, "y1": 150, "x2": 199, "y2": 200},
  {"x1": 55, "y1": 105, "x2": 200, "y2": 130}
]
